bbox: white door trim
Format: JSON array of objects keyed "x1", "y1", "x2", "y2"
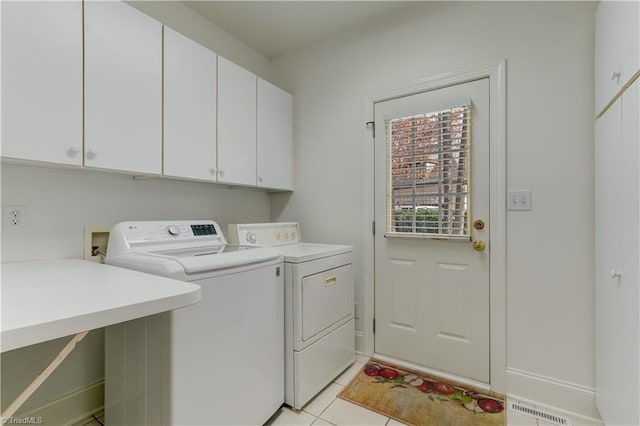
[{"x1": 362, "y1": 60, "x2": 507, "y2": 392}]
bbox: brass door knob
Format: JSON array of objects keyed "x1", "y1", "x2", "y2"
[{"x1": 473, "y1": 240, "x2": 486, "y2": 252}]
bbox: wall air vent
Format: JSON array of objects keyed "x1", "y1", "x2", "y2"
[{"x1": 509, "y1": 400, "x2": 573, "y2": 426}]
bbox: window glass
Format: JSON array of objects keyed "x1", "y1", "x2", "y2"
[{"x1": 385, "y1": 105, "x2": 471, "y2": 238}]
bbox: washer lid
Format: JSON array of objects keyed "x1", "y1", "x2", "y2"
[
  {"x1": 147, "y1": 245, "x2": 281, "y2": 274},
  {"x1": 274, "y1": 243, "x2": 352, "y2": 263}
]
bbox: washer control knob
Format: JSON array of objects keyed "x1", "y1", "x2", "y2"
[
  {"x1": 246, "y1": 232, "x2": 257, "y2": 244},
  {"x1": 166, "y1": 225, "x2": 180, "y2": 236}
]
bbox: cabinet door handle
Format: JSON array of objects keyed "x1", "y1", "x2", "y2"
[
  {"x1": 610, "y1": 269, "x2": 622, "y2": 279},
  {"x1": 67, "y1": 145, "x2": 80, "y2": 157},
  {"x1": 86, "y1": 148, "x2": 97, "y2": 160},
  {"x1": 610, "y1": 71, "x2": 621, "y2": 81}
]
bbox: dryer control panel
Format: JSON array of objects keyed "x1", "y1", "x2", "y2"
[{"x1": 228, "y1": 222, "x2": 301, "y2": 246}]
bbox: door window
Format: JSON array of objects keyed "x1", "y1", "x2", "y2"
[{"x1": 385, "y1": 103, "x2": 471, "y2": 239}]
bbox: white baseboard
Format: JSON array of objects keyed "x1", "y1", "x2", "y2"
[
  {"x1": 506, "y1": 368, "x2": 602, "y2": 423},
  {"x1": 355, "y1": 331, "x2": 364, "y2": 354},
  {"x1": 15, "y1": 380, "x2": 104, "y2": 425},
  {"x1": 355, "y1": 354, "x2": 370, "y2": 364}
]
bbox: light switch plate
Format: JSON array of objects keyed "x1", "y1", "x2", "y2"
[{"x1": 507, "y1": 190, "x2": 532, "y2": 211}]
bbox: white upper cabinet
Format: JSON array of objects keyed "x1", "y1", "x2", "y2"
[
  {"x1": 595, "y1": 0, "x2": 640, "y2": 115},
  {"x1": 595, "y1": 77, "x2": 640, "y2": 426},
  {"x1": 84, "y1": 1, "x2": 162, "y2": 174},
  {"x1": 1, "y1": 1, "x2": 82, "y2": 165},
  {"x1": 217, "y1": 57, "x2": 257, "y2": 186},
  {"x1": 595, "y1": 4, "x2": 640, "y2": 421},
  {"x1": 2, "y1": 1, "x2": 292, "y2": 190},
  {"x1": 163, "y1": 27, "x2": 217, "y2": 182},
  {"x1": 257, "y1": 79, "x2": 293, "y2": 191}
]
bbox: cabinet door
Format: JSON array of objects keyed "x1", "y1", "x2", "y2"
[
  {"x1": 163, "y1": 27, "x2": 217, "y2": 181},
  {"x1": 217, "y1": 57, "x2": 257, "y2": 186},
  {"x1": 257, "y1": 79, "x2": 293, "y2": 190},
  {"x1": 595, "y1": 80, "x2": 640, "y2": 426},
  {"x1": 84, "y1": 1, "x2": 162, "y2": 174},
  {"x1": 1, "y1": 1, "x2": 82, "y2": 165},
  {"x1": 595, "y1": 0, "x2": 640, "y2": 115},
  {"x1": 615, "y1": 78, "x2": 640, "y2": 425}
]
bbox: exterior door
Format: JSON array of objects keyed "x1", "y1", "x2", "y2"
[{"x1": 374, "y1": 78, "x2": 490, "y2": 383}]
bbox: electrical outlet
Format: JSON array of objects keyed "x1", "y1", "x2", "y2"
[
  {"x1": 3, "y1": 205, "x2": 27, "y2": 228},
  {"x1": 507, "y1": 190, "x2": 532, "y2": 211}
]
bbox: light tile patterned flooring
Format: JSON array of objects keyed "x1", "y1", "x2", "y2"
[
  {"x1": 76, "y1": 411, "x2": 104, "y2": 426},
  {"x1": 265, "y1": 357, "x2": 604, "y2": 426},
  {"x1": 77, "y1": 356, "x2": 604, "y2": 426}
]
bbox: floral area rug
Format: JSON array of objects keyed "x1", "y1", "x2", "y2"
[{"x1": 339, "y1": 360, "x2": 505, "y2": 426}]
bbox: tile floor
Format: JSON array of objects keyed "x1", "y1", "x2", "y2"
[
  {"x1": 76, "y1": 411, "x2": 104, "y2": 426},
  {"x1": 265, "y1": 357, "x2": 604, "y2": 426},
  {"x1": 77, "y1": 357, "x2": 603, "y2": 426}
]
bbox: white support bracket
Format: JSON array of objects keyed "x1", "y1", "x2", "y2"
[{"x1": 1, "y1": 331, "x2": 89, "y2": 421}]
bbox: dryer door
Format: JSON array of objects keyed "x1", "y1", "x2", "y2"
[{"x1": 301, "y1": 264, "x2": 353, "y2": 341}]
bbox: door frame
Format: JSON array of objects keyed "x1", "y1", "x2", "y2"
[{"x1": 362, "y1": 60, "x2": 507, "y2": 392}]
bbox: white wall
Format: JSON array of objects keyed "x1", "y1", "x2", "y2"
[
  {"x1": 1, "y1": 1, "x2": 274, "y2": 418},
  {"x1": 127, "y1": 1, "x2": 273, "y2": 82},
  {"x1": 1, "y1": 165, "x2": 271, "y2": 264},
  {"x1": 271, "y1": 1, "x2": 597, "y2": 417}
]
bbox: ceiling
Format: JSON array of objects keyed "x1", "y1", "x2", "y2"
[{"x1": 182, "y1": 1, "x2": 415, "y2": 60}]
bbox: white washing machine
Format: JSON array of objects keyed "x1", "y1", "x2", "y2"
[
  {"x1": 105, "y1": 220, "x2": 284, "y2": 426},
  {"x1": 229, "y1": 222, "x2": 355, "y2": 409}
]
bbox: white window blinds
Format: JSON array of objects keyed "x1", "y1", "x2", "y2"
[{"x1": 385, "y1": 103, "x2": 472, "y2": 239}]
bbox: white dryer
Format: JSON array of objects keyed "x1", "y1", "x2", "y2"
[
  {"x1": 105, "y1": 220, "x2": 284, "y2": 426},
  {"x1": 229, "y1": 222, "x2": 355, "y2": 409}
]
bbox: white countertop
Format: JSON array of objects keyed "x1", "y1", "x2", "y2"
[{"x1": 1, "y1": 259, "x2": 201, "y2": 352}]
